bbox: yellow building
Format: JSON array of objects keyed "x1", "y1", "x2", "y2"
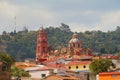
[{"x1": 65, "y1": 61, "x2": 91, "y2": 72}]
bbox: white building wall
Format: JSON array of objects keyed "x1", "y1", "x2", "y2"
[
  {"x1": 29, "y1": 70, "x2": 50, "y2": 79},
  {"x1": 96, "y1": 75, "x2": 99, "y2": 80}
]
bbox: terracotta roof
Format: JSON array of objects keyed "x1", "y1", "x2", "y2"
[
  {"x1": 99, "y1": 72, "x2": 120, "y2": 75},
  {"x1": 66, "y1": 61, "x2": 91, "y2": 66},
  {"x1": 45, "y1": 64, "x2": 57, "y2": 68},
  {"x1": 100, "y1": 55, "x2": 120, "y2": 59},
  {"x1": 45, "y1": 63, "x2": 66, "y2": 69},
  {"x1": 45, "y1": 75, "x2": 80, "y2": 80},
  {"x1": 79, "y1": 56, "x2": 93, "y2": 59},
  {"x1": 14, "y1": 62, "x2": 37, "y2": 68},
  {"x1": 80, "y1": 54, "x2": 93, "y2": 57},
  {"x1": 43, "y1": 59, "x2": 56, "y2": 63},
  {"x1": 25, "y1": 65, "x2": 54, "y2": 71},
  {"x1": 37, "y1": 66, "x2": 53, "y2": 71},
  {"x1": 14, "y1": 62, "x2": 24, "y2": 66}
]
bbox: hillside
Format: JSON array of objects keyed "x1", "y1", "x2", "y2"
[{"x1": 0, "y1": 24, "x2": 120, "y2": 61}]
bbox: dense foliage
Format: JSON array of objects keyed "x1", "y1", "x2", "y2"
[
  {"x1": 11, "y1": 66, "x2": 30, "y2": 77},
  {"x1": 0, "y1": 23, "x2": 120, "y2": 61},
  {"x1": 0, "y1": 52, "x2": 15, "y2": 67},
  {"x1": 0, "y1": 52, "x2": 15, "y2": 80},
  {"x1": 89, "y1": 59, "x2": 112, "y2": 75}
]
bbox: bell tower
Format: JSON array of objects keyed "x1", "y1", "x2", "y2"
[{"x1": 36, "y1": 27, "x2": 48, "y2": 62}]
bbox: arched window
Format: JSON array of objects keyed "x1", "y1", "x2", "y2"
[
  {"x1": 83, "y1": 65, "x2": 86, "y2": 68},
  {"x1": 73, "y1": 44, "x2": 75, "y2": 47},
  {"x1": 76, "y1": 66, "x2": 78, "y2": 69},
  {"x1": 69, "y1": 66, "x2": 71, "y2": 69}
]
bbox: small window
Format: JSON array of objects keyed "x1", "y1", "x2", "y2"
[
  {"x1": 73, "y1": 44, "x2": 75, "y2": 47},
  {"x1": 69, "y1": 66, "x2": 71, "y2": 69},
  {"x1": 41, "y1": 74, "x2": 46, "y2": 77},
  {"x1": 76, "y1": 66, "x2": 78, "y2": 69},
  {"x1": 83, "y1": 65, "x2": 86, "y2": 68}
]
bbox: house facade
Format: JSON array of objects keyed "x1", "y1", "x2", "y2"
[
  {"x1": 65, "y1": 61, "x2": 91, "y2": 72},
  {"x1": 28, "y1": 70, "x2": 51, "y2": 79},
  {"x1": 25, "y1": 66, "x2": 53, "y2": 79}
]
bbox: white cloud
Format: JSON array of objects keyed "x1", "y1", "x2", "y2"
[
  {"x1": 93, "y1": 11, "x2": 120, "y2": 32},
  {"x1": 0, "y1": 0, "x2": 56, "y2": 33},
  {"x1": 101, "y1": 11, "x2": 120, "y2": 26},
  {"x1": 0, "y1": 1, "x2": 18, "y2": 17},
  {"x1": 16, "y1": 6, "x2": 56, "y2": 25},
  {"x1": 68, "y1": 23, "x2": 89, "y2": 32},
  {"x1": 0, "y1": 1, "x2": 20, "y2": 33},
  {"x1": 0, "y1": 1, "x2": 120, "y2": 34},
  {"x1": 68, "y1": 11, "x2": 120, "y2": 32}
]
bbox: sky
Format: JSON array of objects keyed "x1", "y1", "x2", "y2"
[{"x1": 0, "y1": 0, "x2": 120, "y2": 34}]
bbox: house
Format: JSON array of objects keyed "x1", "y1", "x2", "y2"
[
  {"x1": 112, "y1": 59, "x2": 120, "y2": 69},
  {"x1": 65, "y1": 61, "x2": 91, "y2": 72},
  {"x1": 44, "y1": 74, "x2": 80, "y2": 80},
  {"x1": 25, "y1": 66, "x2": 53, "y2": 79},
  {"x1": 15, "y1": 62, "x2": 54, "y2": 79},
  {"x1": 98, "y1": 72, "x2": 120, "y2": 80},
  {"x1": 65, "y1": 61, "x2": 91, "y2": 80}
]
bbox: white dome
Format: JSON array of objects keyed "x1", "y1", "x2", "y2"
[{"x1": 69, "y1": 38, "x2": 80, "y2": 43}]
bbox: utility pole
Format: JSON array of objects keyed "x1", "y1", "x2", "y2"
[{"x1": 14, "y1": 16, "x2": 16, "y2": 33}]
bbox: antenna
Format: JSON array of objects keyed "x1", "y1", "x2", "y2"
[
  {"x1": 39, "y1": 25, "x2": 44, "y2": 30},
  {"x1": 14, "y1": 16, "x2": 16, "y2": 32}
]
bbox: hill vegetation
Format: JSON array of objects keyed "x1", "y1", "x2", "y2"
[{"x1": 0, "y1": 23, "x2": 120, "y2": 61}]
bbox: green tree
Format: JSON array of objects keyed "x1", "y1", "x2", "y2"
[
  {"x1": 60, "y1": 23, "x2": 71, "y2": 32},
  {"x1": 0, "y1": 52, "x2": 15, "y2": 67},
  {"x1": 86, "y1": 73, "x2": 90, "y2": 80},
  {"x1": 100, "y1": 47, "x2": 106, "y2": 54},
  {"x1": 11, "y1": 66, "x2": 30, "y2": 78},
  {"x1": 0, "y1": 52, "x2": 15, "y2": 79},
  {"x1": 89, "y1": 59, "x2": 112, "y2": 75},
  {"x1": 0, "y1": 25, "x2": 120, "y2": 61}
]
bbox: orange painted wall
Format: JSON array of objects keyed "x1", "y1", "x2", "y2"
[{"x1": 99, "y1": 74, "x2": 120, "y2": 80}]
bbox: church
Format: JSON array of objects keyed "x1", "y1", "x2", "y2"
[
  {"x1": 36, "y1": 27, "x2": 48, "y2": 63},
  {"x1": 36, "y1": 27, "x2": 93, "y2": 63}
]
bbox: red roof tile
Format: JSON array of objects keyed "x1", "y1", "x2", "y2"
[
  {"x1": 37, "y1": 66, "x2": 53, "y2": 71},
  {"x1": 99, "y1": 72, "x2": 120, "y2": 75}
]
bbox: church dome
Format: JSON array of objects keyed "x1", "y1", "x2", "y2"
[
  {"x1": 68, "y1": 32, "x2": 82, "y2": 48},
  {"x1": 69, "y1": 38, "x2": 80, "y2": 43},
  {"x1": 69, "y1": 32, "x2": 80, "y2": 43}
]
